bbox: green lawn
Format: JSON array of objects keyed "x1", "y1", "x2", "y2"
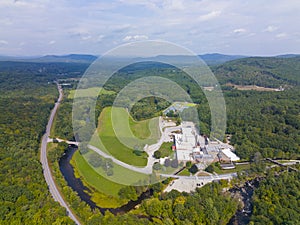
[
  {"x1": 111, "y1": 107, "x2": 160, "y2": 144},
  {"x1": 90, "y1": 107, "x2": 161, "y2": 167},
  {"x1": 178, "y1": 168, "x2": 191, "y2": 176},
  {"x1": 72, "y1": 150, "x2": 128, "y2": 208},
  {"x1": 80, "y1": 149, "x2": 157, "y2": 186},
  {"x1": 68, "y1": 87, "x2": 115, "y2": 99},
  {"x1": 157, "y1": 142, "x2": 174, "y2": 158},
  {"x1": 213, "y1": 163, "x2": 251, "y2": 175}
]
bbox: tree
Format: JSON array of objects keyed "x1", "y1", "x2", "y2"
[
  {"x1": 171, "y1": 159, "x2": 178, "y2": 168},
  {"x1": 153, "y1": 162, "x2": 162, "y2": 170},
  {"x1": 189, "y1": 164, "x2": 199, "y2": 174},
  {"x1": 251, "y1": 152, "x2": 266, "y2": 173},
  {"x1": 186, "y1": 161, "x2": 192, "y2": 168},
  {"x1": 205, "y1": 165, "x2": 214, "y2": 173},
  {"x1": 153, "y1": 150, "x2": 162, "y2": 159},
  {"x1": 118, "y1": 186, "x2": 138, "y2": 201},
  {"x1": 164, "y1": 158, "x2": 171, "y2": 167},
  {"x1": 133, "y1": 149, "x2": 143, "y2": 156},
  {"x1": 106, "y1": 168, "x2": 113, "y2": 176},
  {"x1": 88, "y1": 153, "x2": 103, "y2": 168},
  {"x1": 144, "y1": 198, "x2": 163, "y2": 218},
  {"x1": 176, "y1": 117, "x2": 181, "y2": 126}
]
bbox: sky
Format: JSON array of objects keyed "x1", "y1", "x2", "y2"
[{"x1": 0, "y1": 0, "x2": 299, "y2": 56}]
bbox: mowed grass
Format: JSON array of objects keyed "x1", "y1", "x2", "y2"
[
  {"x1": 97, "y1": 107, "x2": 147, "y2": 166},
  {"x1": 178, "y1": 168, "x2": 191, "y2": 176},
  {"x1": 68, "y1": 87, "x2": 115, "y2": 99},
  {"x1": 157, "y1": 142, "x2": 174, "y2": 158},
  {"x1": 83, "y1": 150, "x2": 154, "y2": 185},
  {"x1": 72, "y1": 150, "x2": 128, "y2": 208},
  {"x1": 112, "y1": 107, "x2": 160, "y2": 142},
  {"x1": 92, "y1": 107, "x2": 161, "y2": 167},
  {"x1": 129, "y1": 116, "x2": 150, "y2": 139},
  {"x1": 213, "y1": 163, "x2": 251, "y2": 175}
]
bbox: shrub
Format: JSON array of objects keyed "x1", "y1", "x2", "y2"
[
  {"x1": 171, "y1": 159, "x2": 178, "y2": 168},
  {"x1": 186, "y1": 161, "x2": 192, "y2": 168},
  {"x1": 153, "y1": 162, "x2": 162, "y2": 170},
  {"x1": 189, "y1": 164, "x2": 199, "y2": 174},
  {"x1": 164, "y1": 158, "x2": 171, "y2": 167},
  {"x1": 205, "y1": 164, "x2": 214, "y2": 173},
  {"x1": 154, "y1": 150, "x2": 162, "y2": 159}
]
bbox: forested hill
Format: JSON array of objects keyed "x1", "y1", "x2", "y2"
[
  {"x1": 212, "y1": 56, "x2": 300, "y2": 87},
  {"x1": 0, "y1": 63, "x2": 79, "y2": 224},
  {"x1": 0, "y1": 61, "x2": 89, "y2": 82}
]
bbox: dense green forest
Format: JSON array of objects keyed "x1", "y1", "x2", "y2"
[
  {"x1": 250, "y1": 171, "x2": 300, "y2": 224},
  {"x1": 1, "y1": 56, "x2": 300, "y2": 224},
  {"x1": 140, "y1": 181, "x2": 238, "y2": 225},
  {"x1": 0, "y1": 63, "x2": 75, "y2": 224},
  {"x1": 226, "y1": 88, "x2": 300, "y2": 159},
  {"x1": 213, "y1": 56, "x2": 300, "y2": 87}
]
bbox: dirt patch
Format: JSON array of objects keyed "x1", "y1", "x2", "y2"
[{"x1": 226, "y1": 83, "x2": 283, "y2": 92}]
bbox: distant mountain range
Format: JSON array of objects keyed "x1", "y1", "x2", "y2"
[
  {"x1": 198, "y1": 53, "x2": 247, "y2": 65},
  {"x1": 0, "y1": 53, "x2": 299, "y2": 65},
  {"x1": 0, "y1": 54, "x2": 98, "y2": 63},
  {"x1": 36, "y1": 54, "x2": 98, "y2": 63}
]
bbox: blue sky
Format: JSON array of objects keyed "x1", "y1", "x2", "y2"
[{"x1": 0, "y1": 0, "x2": 299, "y2": 56}]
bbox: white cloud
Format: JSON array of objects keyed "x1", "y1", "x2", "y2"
[
  {"x1": 0, "y1": 18, "x2": 13, "y2": 26},
  {"x1": 162, "y1": 0, "x2": 185, "y2": 11},
  {"x1": 276, "y1": 32, "x2": 287, "y2": 39},
  {"x1": 0, "y1": 40, "x2": 8, "y2": 45},
  {"x1": 0, "y1": 0, "x2": 300, "y2": 55},
  {"x1": 81, "y1": 35, "x2": 92, "y2": 41},
  {"x1": 48, "y1": 40, "x2": 56, "y2": 45},
  {"x1": 198, "y1": 10, "x2": 221, "y2": 22},
  {"x1": 233, "y1": 28, "x2": 247, "y2": 34},
  {"x1": 123, "y1": 35, "x2": 149, "y2": 42},
  {"x1": 97, "y1": 35, "x2": 105, "y2": 42},
  {"x1": 68, "y1": 28, "x2": 92, "y2": 41},
  {"x1": 264, "y1": 25, "x2": 278, "y2": 32}
]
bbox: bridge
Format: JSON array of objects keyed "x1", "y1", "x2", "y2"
[
  {"x1": 47, "y1": 137, "x2": 79, "y2": 146},
  {"x1": 266, "y1": 158, "x2": 299, "y2": 172}
]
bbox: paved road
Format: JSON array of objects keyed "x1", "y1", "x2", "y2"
[
  {"x1": 40, "y1": 83, "x2": 81, "y2": 225},
  {"x1": 88, "y1": 144, "x2": 155, "y2": 174},
  {"x1": 163, "y1": 172, "x2": 237, "y2": 192}
]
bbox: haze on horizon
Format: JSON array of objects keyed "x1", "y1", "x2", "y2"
[{"x1": 0, "y1": 0, "x2": 299, "y2": 56}]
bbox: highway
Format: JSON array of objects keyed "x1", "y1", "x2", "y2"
[{"x1": 40, "y1": 83, "x2": 81, "y2": 225}]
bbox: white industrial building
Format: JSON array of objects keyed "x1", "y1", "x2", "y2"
[
  {"x1": 174, "y1": 121, "x2": 240, "y2": 164},
  {"x1": 174, "y1": 122, "x2": 202, "y2": 161}
]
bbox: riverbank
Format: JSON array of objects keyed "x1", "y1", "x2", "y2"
[
  {"x1": 228, "y1": 177, "x2": 263, "y2": 225},
  {"x1": 59, "y1": 146, "x2": 154, "y2": 215}
]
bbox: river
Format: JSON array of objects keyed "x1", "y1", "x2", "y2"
[
  {"x1": 59, "y1": 146, "x2": 152, "y2": 215},
  {"x1": 60, "y1": 146, "x2": 263, "y2": 222},
  {"x1": 228, "y1": 177, "x2": 262, "y2": 225}
]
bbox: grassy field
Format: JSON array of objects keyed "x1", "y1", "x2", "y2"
[
  {"x1": 68, "y1": 87, "x2": 115, "y2": 99},
  {"x1": 213, "y1": 163, "x2": 251, "y2": 174},
  {"x1": 157, "y1": 142, "x2": 174, "y2": 158},
  {"x1": 178, "y1": 168, "x2": 191, "y2": 176},
  {"x1": 111, "y1": 107, "x2": 160, "y2": 143},
  {"x1": 80, "y1": 149, "x2": 155, "y2": 186},
  {"x1": 91, "y1": 107, "x2": 161, "y2": 167},
  {"x1": 72, "y1": 150, "x2": 128, "y2": 208},
  {"x1": 226, "y1": 83, "x2": 281, "y2": 91}
]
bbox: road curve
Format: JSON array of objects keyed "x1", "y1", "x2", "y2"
[{"x1": 40, "y1": 83, "x2": 81, "y2": 225}]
